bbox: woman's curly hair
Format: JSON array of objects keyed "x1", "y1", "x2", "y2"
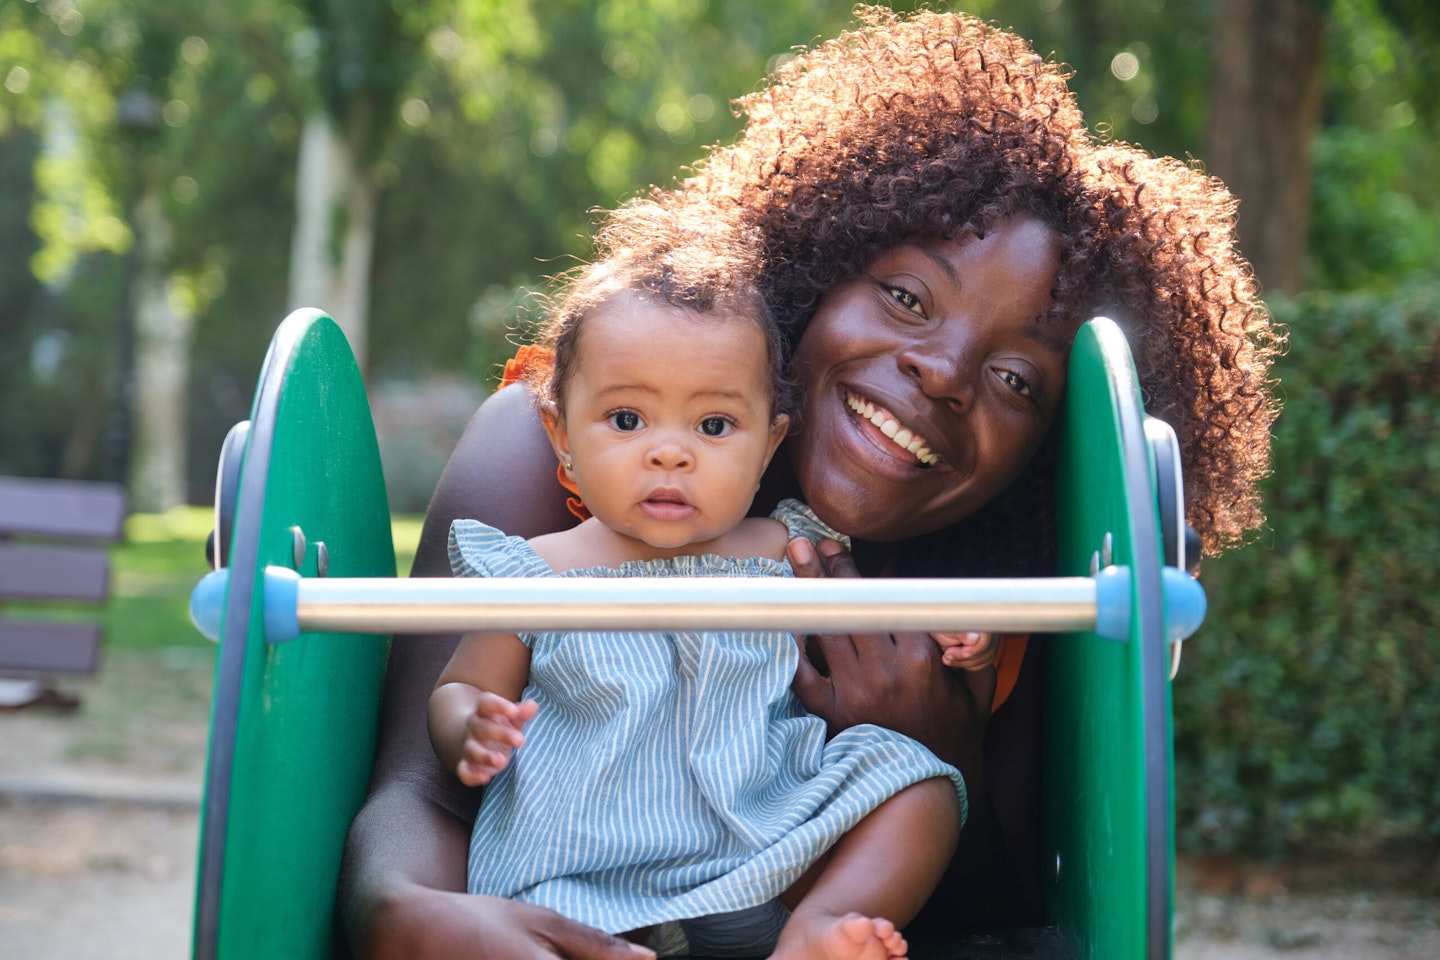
[{"x1": 643, "y1": 5, "x2": 1281, "y2": 560}]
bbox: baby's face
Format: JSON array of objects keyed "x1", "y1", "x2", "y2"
[{"x1": 549, "y1": 293, "x2": 787, "y2": 553}]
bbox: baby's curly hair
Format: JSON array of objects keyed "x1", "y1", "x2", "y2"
[
  {"x1": 648, "y1": 5, "x2": 1281, "y2": 558},
  {"x1": 534, "y1": 200, "x2": 794, "y2": 423}
]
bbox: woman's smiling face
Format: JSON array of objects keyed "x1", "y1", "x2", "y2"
[{"x1": 787, "y1": 215, "x2": 1075, "y2": 542}]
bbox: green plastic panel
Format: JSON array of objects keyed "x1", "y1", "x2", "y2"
[
  {"x1": 193, "y1": 310, "x2": 394, "y2": 959},
  {"x1": 1044, "y1": 317, "x2": 1174, "y2": 960}
]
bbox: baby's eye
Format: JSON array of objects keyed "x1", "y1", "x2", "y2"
[
  {"x1": 609, "y1": 410, "x2": 644, "y2": 431},
  {"x1": 999, "y1": 370, "x2": 1034, "y2": 398},
  {"x1": 699, "y1": 416, "x2": 734, "y2": 437},
  {"x1": 887, "y1": 286, "x2": 923, "y2": 315}
]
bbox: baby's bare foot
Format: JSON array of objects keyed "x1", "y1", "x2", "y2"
[{"x1": 771, "y1": 910, "x2": 907, "y2": 960}]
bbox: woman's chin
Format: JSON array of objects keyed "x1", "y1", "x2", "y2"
[{"x1": 802, "y1": 488, "x2": 910, "y2": 544}]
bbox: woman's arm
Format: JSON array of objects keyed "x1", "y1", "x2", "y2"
[{"x1": 338, "y1": 384, "x2": 646, "y2": 959}]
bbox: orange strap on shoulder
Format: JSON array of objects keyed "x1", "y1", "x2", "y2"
[
  {"x1": 499, "y1": 345, "x2": 590, "y2": 521},
  {"x1": 989, "y1": 634, "x2": 1028, "y2": 714},
  {"x1": 499, "y1": 344, "x2": 554, "y2": 391}
]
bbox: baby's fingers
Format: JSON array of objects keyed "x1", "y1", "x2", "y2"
[
  {"x1": 514, "y1": 698, "x2": 540, "y2": 726},
  {"x1": 456, "y1": 752, "x2": 506, "y2": 786},
  {"x1": 466, "y1": 712, "x2": 529, "y2": 751},
  {"x1": 474, "y1": 690, "x2": 535, "y2": 723},
  {"x1": 934, "y1": 631, "x2": 999, "y2": 671},
  {"x1": 458, "y1": 730, "x2": 520, "y2": 785}
]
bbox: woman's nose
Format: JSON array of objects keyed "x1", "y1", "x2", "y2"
[{"x1": 897, "y1": 331, "x2": 976, "y2": 412}]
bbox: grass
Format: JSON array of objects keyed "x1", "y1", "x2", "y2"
[{"x1": 107, "y1": 507, "x2": 424, "y2": 654}]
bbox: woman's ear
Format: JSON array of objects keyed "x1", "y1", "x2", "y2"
[{"x1": 539, "y1": 401, "x2": 573, "y2": 473}]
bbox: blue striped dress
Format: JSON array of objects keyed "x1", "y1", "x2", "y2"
[{"x1": 448, "y1": 499, "x2": 964, "y2": 934}]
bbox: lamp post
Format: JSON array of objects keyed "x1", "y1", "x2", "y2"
[{"x1": 107, "y1": 82, "x2": 161, "y2": 488}]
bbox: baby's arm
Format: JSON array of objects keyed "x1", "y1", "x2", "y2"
[
  {"x1": 932, "y1": 631, "x2": 1000, "y2": 671},
  {"x1": 428, "y1": 631, "x2": 537, "y2": 787}
]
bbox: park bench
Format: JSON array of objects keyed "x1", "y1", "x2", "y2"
[{"x1": 0, "y1": 475, "x2": 127, "y2": 702}]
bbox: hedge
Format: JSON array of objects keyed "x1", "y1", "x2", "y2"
[{"x1": 1173, "y1": 280, "x2": 1440, "y2": 857}]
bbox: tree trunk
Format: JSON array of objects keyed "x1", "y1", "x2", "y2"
[
  {"x1": 288, "y1": 112, "x2": 377, "y2": 372},
  {"x1": 128, "y1": 187, "x2": 192, "y2": 512},
  {"x1": 1206, "y1": 0, "x2": 1326, "y2": 296}
]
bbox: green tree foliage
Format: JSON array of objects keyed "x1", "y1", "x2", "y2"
[
  {"x1": 0, "y1": 0, "x2": 304, "y2": 486},
  {"x1": 1174, "y1": 281, "x2": 1440, "y2": 855},
  {"x1": 977, "y1": 0, "x2": 1215, "y2": 161},
  {"x1": 366, "y1": 0, "x2": 866, "y2": 379},
  {"x1": 1309, "y1": 0, "x2": 1440, "y2": 290}
]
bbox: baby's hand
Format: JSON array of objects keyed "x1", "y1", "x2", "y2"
[
  {"x1": 458, "y1": 693, "x2": 539, "y2": 787},
  {"x1": 932, "y1": 631, "x2": 999, "y2": 672}
]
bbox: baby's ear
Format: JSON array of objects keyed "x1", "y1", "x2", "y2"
[
  {"x1": 764, "y1": 412, "x2": 790, "y2": 464},
  {"x1": 539, "y1": 400, "x2": 561, "y2": 433},
  {"x1": 539, "y1": 401, "x2": 570, "y2": 466}
]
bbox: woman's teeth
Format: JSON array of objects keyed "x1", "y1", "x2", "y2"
[{"x1": 845, "y1": 393, "x2": 939, "y2": 466}]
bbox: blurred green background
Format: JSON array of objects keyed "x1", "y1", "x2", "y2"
[{"x1": 2, "y1": 0, "x2": 1436, "y2": 861}]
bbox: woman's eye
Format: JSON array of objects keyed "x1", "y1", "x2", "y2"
[
  {"x1": 887, "y1": 286, "x2": 923, "y2": 315},
  {"x1": 999, "y1": 370, "x2": 1034, "y2": 398},
  {"x1": 609, "y1": 411, "x2": 643, "y2": 431},
  {"x1": 699, "y1": 417, "x2": 733, "y2": 437}
]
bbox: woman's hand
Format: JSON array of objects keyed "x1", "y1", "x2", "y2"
[
  {"x1": 344, "y1": 771, "x2": 654, "y2": 960},
  {"x1": 786, "y1": 537, "x2": 995, "y2": 772},
  {"x1": 356, "y1": 882, "x2": 654, "y2": 960}
]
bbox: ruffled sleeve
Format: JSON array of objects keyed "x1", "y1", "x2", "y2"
[
  {"x1": 449, "y1": 519, "x2": 554, "y2": 579},
  {"x1": 770, "y1": 498, "x2": 851, "y2": 551}
]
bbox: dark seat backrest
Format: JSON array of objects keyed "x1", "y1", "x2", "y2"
[{"x1": 0, "y1": 476, "x2": 127, "y2": 676}]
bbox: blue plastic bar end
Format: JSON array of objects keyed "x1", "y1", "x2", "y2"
[
  {"x1": 263, "y1": 565, "x2": 302, "y2": 644},
  {"x1": 1092, "y1": 566, "x2": 1132, "y2": 642},
  {"x1": 1162, "y1": 567, "x2": 1207, "y2": 641},
  {"x1": 189, "y1": 569, "x2": 229, "y2": 643}
]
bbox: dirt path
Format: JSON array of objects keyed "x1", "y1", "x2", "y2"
[
  {"x1": 2, "y1": 650, "x2": 1436, "y2": 958},
  {"x1": 1175, "y1": 857, "x2": 1440, "y2": 960},
  {"x1": 4, "y1": 789, "x2": 1436, "y2": 960},
  {"x1": 0, "y1": 796, "x2": 197, "y2": 959}
]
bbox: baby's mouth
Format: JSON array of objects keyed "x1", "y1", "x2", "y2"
[
  {"x1": 640, "y1": 488, "x2": 695, "y2": 520},
  {"x1": 844, "y1": 391, "x2": 939, "y2": 467}
]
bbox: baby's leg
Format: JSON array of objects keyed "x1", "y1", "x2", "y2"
[{"x1": 771, "y1": 777, "x2": 961, "y2": 960}]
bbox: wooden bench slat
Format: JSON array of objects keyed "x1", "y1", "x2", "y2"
[
  {"x1": 1, "y1": 476, "x2": 125, "y2": 679},
  {"x1": 0, "y1": 543, "x2": 110, "y2": 602},
  {"x1": 0, "y1": 619, "x2": 102, "y2": 675},
  {"x1": 0, "y1": 476, "x2": 126, "y2": 540}
]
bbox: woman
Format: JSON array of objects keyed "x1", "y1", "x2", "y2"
[{"x1": 339, "y1": 9, "x2": 1279, "y2": 957}]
